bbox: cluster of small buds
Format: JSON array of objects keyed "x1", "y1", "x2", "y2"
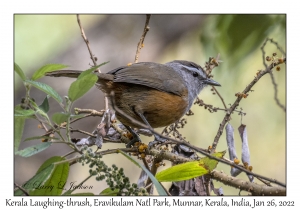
[
  {"x1": 266, "y1": 52, "x2": 285, "y2": 69},
  {"x1": 138, "y1": 143, "x2": 148, "y2": 153},
  {"x1": 77, "y1": 145, "x2": 147, "y2": 195},
  {"x1": 243, "y1": 162, "x2": 253, "y2": 172},
  {"x1": 235, "y1": 92, "x2": 248, "y2": 98},
  {"x1": 106, "y1": 164, "x2": 148, "y2": 196}
]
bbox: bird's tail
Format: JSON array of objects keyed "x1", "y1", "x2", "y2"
[{"x1": 46, "y1": 70, "x2": 83, "y2": 79}]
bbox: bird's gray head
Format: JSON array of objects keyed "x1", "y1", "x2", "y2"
[{"x1": 165, "y1": 60, "x2": 221, "y2": 111}]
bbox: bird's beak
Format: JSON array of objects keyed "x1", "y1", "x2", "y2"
[{"x1": 205, "y1": 78, "x2": 221, "y2": 86}]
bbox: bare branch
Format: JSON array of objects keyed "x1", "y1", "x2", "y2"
[
  {"x1": 261, "y1": 38, "x2": 286, "y2": 112},
  {"x1": 134, "y1": 15, "x2": 151, "y2": 63},
  {"x1": 76, "y1": 14, "x2": 98, "y2": 68}
]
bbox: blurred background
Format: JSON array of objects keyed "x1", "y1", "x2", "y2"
[{"x1": 14, "y1": 14, "x2": 286, "y2": 195}]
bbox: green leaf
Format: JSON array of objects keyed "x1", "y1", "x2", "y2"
[
  {"x1": 14, "y1": 188, "x2": 25, "y2": 196},
  {"x1": 99, "y1": 187, "x2": 119, "y2": 196},
  {"x1": 199, "y1": 151, "x2": 226, "y2": 171},
  {"x1": 14, "y1": 105, "x2": 35, "y2": 151},
  {"x1": 30, "y1": 156, "x2": 69, "y2": 195},
  {"x1": 39, "y1": 95, "x2": 50, "y2": 113},
  {"x1": 155, "y1": 161, "x2": 209, "y2": 182},
  {"x1": 155, "y1": 151, "x2": 226, "y2": 182},
  {"x1": 21, "y1": 164, "x2": 55, "y2": 192},
  {"x1": 15, "y1": 142, "x2": 52, "y2": 157},
  {"x1": 14, "y1": 117, "x2": 25, "y2": 151},
  {"x1": 78, "y1": 62, "x2": 109, "y2": 80},
  {"x1": 119, "y1": 150, "x2": 167, "y2": 196},
  {"x1": 14, "y1": 104, "x2": 35, "y2": 118},
  {"x1": 68, "y1": 73, "x2": 98, "y2": 102},
  {"x1": 14, "y1": 62, "x2": 27, "y2": 81},
  {"x1": 31, "y1": 64, "x2": 68, "y2": 80},
  {"x1": 52, "y1": 112, "x2": 70, "y2": 125},
  {"x1": 25, "y1": 80, "x2": 63, "y2": 104}
]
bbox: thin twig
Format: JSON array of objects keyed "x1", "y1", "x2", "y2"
[
  {"x1": 62, "y1": 150, "x2": 77, "y2": 158},
  {"x1": 212, "y1": 86, "x2": 227, "y2": 109},
  {"x1": 269, "y1": 71, "x2": 286, "y2": 111},
  {"x1": 70, "y1": 129, "x2": 97, "y2": 137},
  {"x1": 134, "y1": 14, "x2": 151, "y2": 63},
  {"x1": 56, "y1": 148, "x2": 138, "y2": 166},
  {"x1": 261, "y1": 38, "x2": 286, "y2": 112},
  {"x1": 195, "y1": 97, "x2": 246, "y2": 115},
  {"x1": 76, "y1": 14, "x2": 98, "y2": 67}
]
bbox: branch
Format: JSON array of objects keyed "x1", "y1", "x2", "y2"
[
  {"x1": 134, "y1": 14, "x2": 151, "y2": 63},
  {"x1": 261, "y1": 38, "x2": 286, "y2": 112},
  {"x1": 210, "y1": 58, "x2": 286, "y2": 154},
  {"x1": 211, "y1": 170, "x2": 285, "y2": 196},
  {"x1": 76, "y1": 14, "x2": 98, "y2": 67}
]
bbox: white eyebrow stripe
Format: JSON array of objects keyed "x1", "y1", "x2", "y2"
[{"x1": 179, "y1": 64, "x2": 206, "y2": 77}]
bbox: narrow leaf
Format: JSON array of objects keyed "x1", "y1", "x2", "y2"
[
  {"x1": 68, "y1": 74, "x2": 98, "y2": 102},
  {"x1": 99, "y1": 188, "x2": 119, "y2": 196},
  {"x1": 119, "y1": 150, "x2": 167, "y2": 196},
  {"x1": 14, "y1": 62, "x2": 27, "y2": 81},
  {"x1": 15, "y1": 142, "x2": 52, "y2": 157},
  {"x1": 155, "y1": 161, "x2": 209, "y2": 182},
  {"x1": 39, "y1": 95, "x2": 50, "y2": 113},
  {"x1": 31, "y1": 64, "x2": 68, "y2": 80},
  {"x1": 14, "y1": 117, "x2": 25, "y2": 151},
  {"x1": 25, "y1": 80, "x2": 63, "y2": 104},
  {"x1": 52, "y1": 112, "x2": 70, "y2": 125},
  {"x1": 78, "y1": 62, "x2": 109, "y2": 79},
  {"x1": 30, "y1": 156, "x2": 69, "y2": 195}
]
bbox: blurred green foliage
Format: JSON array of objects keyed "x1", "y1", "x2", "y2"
[{"x1": 201, "y1": 14, "x2": 286, "y2": 69}]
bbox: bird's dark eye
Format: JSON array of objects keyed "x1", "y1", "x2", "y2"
[{"x1": 192, "y1": 72, "x2": 198, "y2": 77}]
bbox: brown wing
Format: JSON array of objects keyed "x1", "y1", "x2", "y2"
[{"x1": 104, "y1": 62, "x2": 186, "y2": 96}]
